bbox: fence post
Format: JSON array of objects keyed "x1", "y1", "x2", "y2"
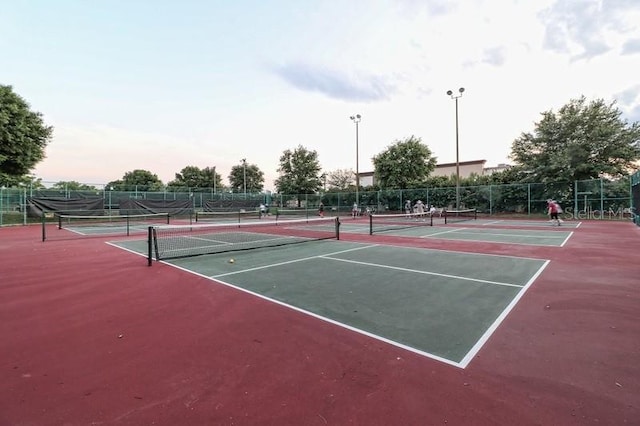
[
  {"x1": 489, "y1": 185, "x2": 493, "y2": 215},
  {"x1": 573, "y1": 181, "x2": 577, "y2": 217},
  {"x1": 527, "y1": 184, "x2": 531, "y2": 216},
  {"x1": 600, "y1": 178, "x2": 604, "y2": 214},
  {"x1": 0, "y1": 186, "x2": 3, "y2": 226}
]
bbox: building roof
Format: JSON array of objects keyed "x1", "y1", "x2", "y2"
[{"x1": 435, "y1": 159, "x2": 487, "y2": 168}]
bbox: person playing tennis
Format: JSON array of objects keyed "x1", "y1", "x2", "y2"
[
  {"x1": 415, "y1": 200, "x2": 425, "y2": 220},
  {"x1": 547, "y1": 199, "x2": 561, "y2": 226}
]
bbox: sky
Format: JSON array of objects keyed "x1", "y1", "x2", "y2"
[{"x1": 2, "y1": 0, "x2": 640, "y2": 191}]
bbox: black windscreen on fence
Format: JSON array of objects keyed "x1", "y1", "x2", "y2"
[
  {"x1": 118, "y1": 199, "x2": 193, "y2": 216},
  {"x1": 27, "y1": 197, "x2": 104, "y2": 217}
]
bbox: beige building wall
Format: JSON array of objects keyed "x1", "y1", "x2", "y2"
[
  {"x1": 430, "y1": 160, "x2": 486, "y2": 178},
  {"x1": 359, "y1": 172, "x2": 375, "y2": 187},
  {"x1": 355, "y1": 160, "x2": 511, "y2": 187}
]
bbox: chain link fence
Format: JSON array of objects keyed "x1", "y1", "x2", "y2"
[{"x1": 0, "y1": 177, "x2": 636, "y2": 226}]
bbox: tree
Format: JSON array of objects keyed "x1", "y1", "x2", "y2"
[
  {"x1": 325, "y1": 168, "x2": 354, "y2": 191},
  {"x1": 167, "y1": 166, "x2": 221, "y2": 191},
  {"x1": 274, "y1": 146, "x2": 322, "y2": 204},
  {"x1": 228, "y1": 160, "x2": 264, "y2": 193},
  {"x1": 52, "y1": 181, "x2": 97, "y2": 190},
  {"x1": 0, "y1": 85, "x2": 54, "y2": 186},
  {"x1": 372, "y1": 135, "x2": 437, "y2": 189},
  {"x1": 510, "y1": 96, "x2": 640, "y2": 187},
  {"x1": 0, "y1": 174, "x2": 45, "y2": 189},
  {"x1": 486, "y1": 165, "x2": 531, "y2": 185},
  {"x1": 106, "y1": 169, "x2": 164, "y2": 191}
]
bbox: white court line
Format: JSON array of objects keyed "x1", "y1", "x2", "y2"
[
  {"x1": 211, "y1": 270, "x2": 462, "y2": 368},
  {"x1": 450, "y1": 230, "x2": 568, "y2": 239},
  {"x1": 320, "y1": 256, "x2": 523, "y2": 288},
  {"x1": 212, "y1": 244, "x2": 379, "y2": 278},
  {"x1": 417, "y1": 228, "x2": 571, "y2": 247},
  {"x1": 423, "y1": 235, "x2": 564, "y2": 247},
  {"x1": 147, "y1": 246, "x2": 462, "y2": 369},
  {"x1": 559, "y1": 231, "x2": 573, "y2": 247},
  {"x1": 108, "y1": 239, "x2": 548, "y2": 369},
  {"x1": 458, "y1": 259, "x2": 551, "y2": 368},
  {"x1": 424, "y1": 228, "x2": 464, "y2": 237}
]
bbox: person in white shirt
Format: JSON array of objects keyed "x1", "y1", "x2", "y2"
[
  {"x1": 404, "y1": 200, "x2": 412, "y2": 216},
  {"x1": 414, "y1": 200, "x2": 425, "y2": 220}
]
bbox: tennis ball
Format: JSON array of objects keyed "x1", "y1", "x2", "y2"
[{"x1": 229, "y1": 259, "x2": 235, "y2": 264}]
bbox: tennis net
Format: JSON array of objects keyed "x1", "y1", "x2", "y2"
[
  {"x1": 148, "y1": 216, "x2": 340, "y2": 265},
  {"x1": 275, "y1": 208, "x2": 316, "y2": 220},
  {"x1": 444, "y1": 209, "x2": 477, "y2": 224},
  {"x1": 369, "y1": 212, "x2": 433, "y2": 234},
  {"x1": 195, "y1": 210, "x2": 260, "y2": 223}
]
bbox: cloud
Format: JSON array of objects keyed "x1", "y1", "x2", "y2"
[
  {"x1": 626, "y1": 104, "x2": 640, "y2": 124},
  {"x1": 481, "y1": 47, "x2": 506, "y2": 66},
  {"x1": 614, "y1": 85, "x2": 640, "y2": 124},
  {"x1": 394, "y1": 0, "x2": 455, "y2": 17},
  {"x1": 615, "y1": 85, "x2": 640, "y2": 105},
  {"x1": 539, "y1": 0, "x2": 640, "y2": 61},
  {"x1": 622, "y1": 38, "x2": 640, "y2": 55},
  {"x1": 273, "y1": 63, "x2": 396, "y2": 102}
]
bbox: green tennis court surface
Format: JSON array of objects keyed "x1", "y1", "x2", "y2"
[
  {"x1": 467, "y1": 218, "x2": 582, "y2": 228},
  {"x1": 410, "y1": 226, "x2": 572, "y2": 246},
  {"x1": 337, "y1": 221, "x2": 573, "y2": 246},
  {"x1": 112, "y1": 238, "x2": 549, "y2": 368}
]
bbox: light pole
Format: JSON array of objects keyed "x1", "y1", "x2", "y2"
[
  {"x1": 446, "y1": 87, "x2": 464, "y2": 210},
  {"x1": 349, "y1": 114, "x2": 361, "y2": 207},
  {"x1": 241, "y1": 158, "x2": 247, "y2": 198}
]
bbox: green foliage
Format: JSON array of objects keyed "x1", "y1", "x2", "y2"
[
  {"x1": 274, "y1": 146, "x2": 322, "y2": 200},
  {"x1": 106, "y1": 169, "x2": 164, "y2": 191},
  {"x1": 0, "y1": 174, "x2": 45, "y2": 188},
  {"x1": 228, "y1": 160, "x2": 265, "y2": 193},
  {"x1": 167, "y1": 166, "x2": 220, "y2": 191},
  {"x1": 485, "y1": 165, "x2": 530, "y2": 185},
  {"x1": 52, "y1": 181, "x2": 97, "y2": 190},
  {"x1": 510, "y1": 96, "x2": 640, "y2": 188},
  {"x1": 372, "y1": 135, "x2": 437, "y2": 189},
  {"x1": 0, "y1": 85, "x2": 53, "y2": 186}
]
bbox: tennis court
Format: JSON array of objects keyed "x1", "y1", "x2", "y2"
[
  {"x1": 465, "y1": 218, "x2": 582, "y2": 228},
  {"x1": 3, "y1": 217, "x2": 639, "y2": 425},
  {"x1": 334, "y1": 213, "x2": 575, "y2": 247},
  {"x1": 43, "y1": 213, "x2": 171, "y2": 240},
  {"x1": 375, "y1": 226, "x2": 572, "y2": 246},
  {"x1": 113, "y1": 219, "x2": 549, "y2": 368}
]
